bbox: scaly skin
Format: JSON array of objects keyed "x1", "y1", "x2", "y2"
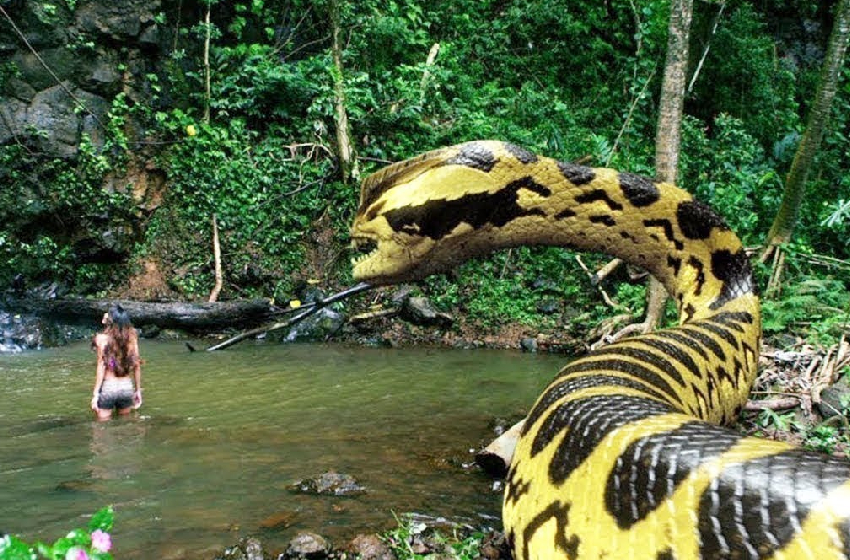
[{"x1": 350, "y1": 141, "x2": 850, "y2": 559}]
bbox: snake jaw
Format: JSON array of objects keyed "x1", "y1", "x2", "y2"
[
  {"x1": 349, "y1": 234, "x2": 428, "y2": 285},
  {"x1": 349, "y1": 216, "x2": 440, "y2": 285},
  {"x1": 350, "y1": 236, "x2": 377, "y2": 263}
]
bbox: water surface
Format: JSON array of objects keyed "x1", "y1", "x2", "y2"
[{"x1": 0, "y1": 340, "x2": 564, "y2": 559}]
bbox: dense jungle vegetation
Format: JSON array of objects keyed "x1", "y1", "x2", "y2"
[{"x1": 1, "y1": 0, "x2": 849, "y2": 345}]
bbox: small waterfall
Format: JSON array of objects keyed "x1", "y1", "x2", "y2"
[{"x1": 0, "y1": 310, "x2": 41, "y2": 353}]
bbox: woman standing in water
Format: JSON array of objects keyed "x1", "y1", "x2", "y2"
[{"x1": 91, "y1": 305, "x2": 142, "y2": 420}]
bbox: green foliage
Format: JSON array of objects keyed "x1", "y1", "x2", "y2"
[
  {"x1": 761, "y1": 254, "x2": 850, "y2": 345},
  {"x1": 426, "y1": 247, "x2": 592, "y2": 329},
  {"x1": 146, "y1": 111, "x2": 346, "y2": 298},
  {"x1": 756, "y1": 408, "x2": 796, "y2": 432},
  {"x1": 681, "y1": 114, "x2": 781, "y2": 245},
  {"x1": 803, "y1": 423, "x2": 849, "y2": 456},
  {"x1": 0, "y1": 507, "x2": 114, "y2": 560},
  {"x1": 755, "y1": 409, "x2": 850, "y2": 457},
  {"x1": 381, "y1": 514, "x2": 489, "y2": 560},
  {"x1": 0, "y1": 135, "x2": 132, "y2": 290},
  {"x1": 690, "y1": 3, "x2": 801, "y2": 147}
]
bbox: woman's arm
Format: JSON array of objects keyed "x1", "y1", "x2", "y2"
[
  {"x1": 92, "y1": 335, "x2": 106, "y2": 410},
  {"x1": 132, "y1": 333, "x2": 142, "y2": 409}
]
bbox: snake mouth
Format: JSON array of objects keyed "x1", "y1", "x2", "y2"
[{"x1": 350, "y1": 236, "x2": 379, "y2": 267}]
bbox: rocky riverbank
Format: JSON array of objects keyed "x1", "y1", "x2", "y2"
[{"x1": 214, "y1": 522, "x2": 509, "y2": 560}]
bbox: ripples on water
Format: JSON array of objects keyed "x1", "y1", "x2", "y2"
[{"x1": 0, "y1": 340, "x2": 563, "y2": 559}]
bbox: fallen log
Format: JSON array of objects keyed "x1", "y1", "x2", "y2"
[{"x1": 2, "y1": 297, "x2": 275, "y2": 331}]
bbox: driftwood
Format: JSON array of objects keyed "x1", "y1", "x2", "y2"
[
  {"x1": 474, "y1": 420, "x2": 525, "y2": 478},
  {"x1": 206, "y1": 282, "x2": 373, "y2": 351},
  {"x1": 3, "y1": 297, "x2": 274, "y2": 331}
]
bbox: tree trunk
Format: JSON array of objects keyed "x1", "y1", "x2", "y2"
[
  {"x1": 591, "y1": 0, "x2": 693, "y2": 344},
  {"x1": 203, "y1": 0, "x2": 212, "y2": 123},
  {"x1": 419, "y1": 43, "x2": 441, "y2": 105},
  {"x1": 647, "y1": 0, "x2": 694, "y2": 329},
  {"x1": 761, "y1": 0, "x2": 850, "y2": 263},
  {"x1": 330, "y1": 0, "x2": 359, "y2": 184},
  {"x1": 655, "y1": 0, "x2": 693, "y2": 183}
]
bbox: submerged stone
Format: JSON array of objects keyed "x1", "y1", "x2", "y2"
[{"x1": 288, "y1": 472, "x2": 365, "y2": 496}]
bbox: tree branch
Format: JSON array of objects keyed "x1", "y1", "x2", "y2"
[{"x1": 206, "y1": 282, "x2": 373, "y2": 351}]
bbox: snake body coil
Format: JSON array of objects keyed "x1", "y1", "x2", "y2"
[{"x1": 350, "y1": 141, "x2": 850, "y2": 559}]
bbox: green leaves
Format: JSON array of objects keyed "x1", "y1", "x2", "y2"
[
  {"x1": 0, "y1": 507, "x2": 114, "y2": 560},
  {"x1": 88, "y1": 507, "x2": 114, "y2": 533}
]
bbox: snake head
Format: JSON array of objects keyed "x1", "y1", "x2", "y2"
[{"x1": 350, "y1": 142, "x2": 508, "y2": 285}]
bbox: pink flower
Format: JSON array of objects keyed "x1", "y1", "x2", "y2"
[
  {"x1": 65, "y1": 547, "x2": 89, "y2": 560},
  {"x1": 91, "y1": 529, "x2": 112, "y2": 553}
]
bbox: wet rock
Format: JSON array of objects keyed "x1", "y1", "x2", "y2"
[
  {"x1": 400, "y1": 297, "x2": 452, "y2": 328},
  {"x1": 216, "y1": 536, "x2": 267, "y2": 560},
  {"x1": 280, "y1": 532, "x2": 331, "y2": 559},
  {"x1": 75, "y1": 0, "x2": 159, "y2": 39},
  {"x1": 817, "y1": 377, "x2": 850, "y2": 419},
  {"x1": 13, "y1": 47, "x2": 78, "y2": 91},
  {"x1": 292, "y1": 281, "x2": 325, "y2": 305},
  {"x1": 347, "y1": 535, "x2": 395, "y2": 560},
  {"x1": 519, "y1": 337, "x2": 537, "y2": 353},
  {"x1": 288, "y1": 472, "x2": 365, "y2": 496},
  {"x1": 281, "y1": 308, "x2": 345, "y2": 343},
  {"x1": 390, "y1": 285, "x2": 416, "y2": 305}
]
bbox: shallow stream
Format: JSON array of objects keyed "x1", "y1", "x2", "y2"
[{"x1": 0, "y1": 340, "x2": 563, "y2": 559}]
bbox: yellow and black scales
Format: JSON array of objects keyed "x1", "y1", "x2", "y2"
[{"x1": 350, "y1": 141, "x2": 850, "y2": 559}]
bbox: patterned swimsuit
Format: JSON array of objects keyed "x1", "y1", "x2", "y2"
[{"x1": 97, "y1": 357, "x2": 134, "y2": 409}]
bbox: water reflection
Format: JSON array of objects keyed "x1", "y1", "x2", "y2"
[{"x1": 88, "y1": 417, "x2": 147, "y2": 482}]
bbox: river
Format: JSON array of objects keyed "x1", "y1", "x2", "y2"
[{"x1": 0, "y1": 340, "x2": 564, "y2": 559}]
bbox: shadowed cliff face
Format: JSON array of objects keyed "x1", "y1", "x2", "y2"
[
  {"x1": 0, "y1": 0, "x2": 166, "y2": 158},
  {"x1": 0, "y1": 0, "x2": 172, "y2": 276}
]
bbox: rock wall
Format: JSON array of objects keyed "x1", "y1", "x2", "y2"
[
  {"x1": 0, "y1": 0, "x2": 177, "y2": 275},
  {"x1": 0, "y1": 0, "x2": 167, "y2": 157}
]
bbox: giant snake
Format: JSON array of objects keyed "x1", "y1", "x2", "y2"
[{"x1": 349, "y1": 141, "x2": 850, "y2": 559}]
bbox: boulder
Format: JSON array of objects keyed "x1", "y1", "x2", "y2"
[
  {"x1": 281, "y1": 532, "x2": 331, "y2": 560},
  {"x1": 12, "y1": 47, "x2": 78, "y2": 91},
  {"x1": 1, "y1": 311, "x2": 45, "y2": 352},
  {"x1": 2, "y1": 83, "x2": 110, "y2": 158},
  {"x1": 519, "y1": 337, "x2": 538, "y2": 353},
  {"x1": 400, "y1": 296, "x2": 452, "y2": 328},
  {"x1": 817, "y1": 377, "x2": 850, "y2": 419},
  {"x1": 347, "y1": 535, "x2": 396, "y2": 560}
]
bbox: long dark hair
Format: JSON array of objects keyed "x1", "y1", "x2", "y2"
[{"x1": 103, "y1": 305, "x2": 139, "y2": 377}]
